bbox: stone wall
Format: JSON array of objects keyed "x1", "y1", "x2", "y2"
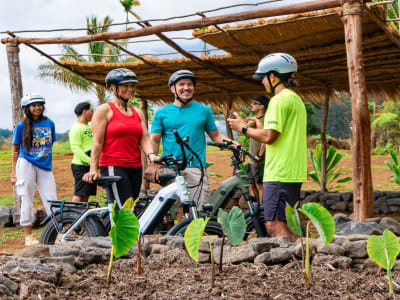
[{"x1": 300, "y1": 190, "x2": 400, "y2": 214}]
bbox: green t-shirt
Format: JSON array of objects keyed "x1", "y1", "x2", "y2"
[
  {"x1": 263, "y1": 89, "x2": 307, "y2": 182},
  {"x1": 69, "y1": 122, "x2": 93, "y2": 165}
]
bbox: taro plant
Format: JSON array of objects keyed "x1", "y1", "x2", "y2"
[
  {"x1": 385, "y1": 150, "x2": 400, "y2": 185},
  {"x1": 107, "y1": 197, "x2": 140, "y2": 284},
  {"x1": 367, "y1": 229, "x2": 400, "y2": 295},
  {"x1": 217, "y1": 206, "x2": 246, "y2": 271},
  {"x1": 184, "y1": 217, "x2": 216, "y2": 287},
  {"x1": 308, "y1": 144, "x2": 351, "y2": 190},
  {"x1": 286, "y1": 202, "x2": 335, "y2": 289}
]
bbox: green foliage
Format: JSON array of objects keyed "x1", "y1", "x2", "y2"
[
  {"x1": 304, "y1": 102, "x2": 320, "y2": 136},
  {"x1": 109, "y1": 201, "x2": 139, "y2": 258},
  {"x1": 367, "y1": 229, "x2": 400, "y2": 294},
  {"x1": 206, "y1": 162, "x2": 222, "y2": 181},
  {"x1": 308, "y1": 144, "x2": 351, "y2": 190},
  {"x1": 52, "y1": 141, "x2": 72, "y2": 155},
  {"x1": 0, "y1": 196, "x2": 14, "y2": 207},
  {"x1": 314, "y1": 97, "x2": 352, "y2": 139},
  {"x1": 217, "y1": 207, "x2": 246, "y2": 246},
  {"x1": 298, "y1": 203, "x2": 335, "y2": 247},
  {"x1": 286, "y1": 202, "x2": 335, "y2": 288},
  {"x1": 184, "y1": 217, "x2": 210, "y2": 262},
  {"x1": 385, "y1": 150, "x2": 400, "y2": 185}
]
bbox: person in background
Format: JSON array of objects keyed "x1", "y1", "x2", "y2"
[
  {"x1": 69, "y1": 101, "x2": 96, "y2": 203},
  {"x1": 83, "y1": 68, "x2": 157, "y2": 208},
  {"x1": 228, "y1": 53, "x2": 307, "y2": 242},
  {"x1": 246, "y1": 95, "x2": 269, "y2": 203},
  {"x1": 11, "y1": 93, "x2": 57, "y2": 246}
]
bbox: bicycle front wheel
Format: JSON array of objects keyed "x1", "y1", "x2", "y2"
[{"x1": 40, "y1": 211, "x2": 106, "y2": 245}]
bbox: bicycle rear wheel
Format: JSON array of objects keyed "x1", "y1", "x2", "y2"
[
  {"x1": 40, "y1": 211, "x2": 106, "y2": 245},
  {"x1": 167, "y1": 217, "x2": 224, "y2": 237}
]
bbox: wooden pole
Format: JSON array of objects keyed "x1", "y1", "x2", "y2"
[
  {"x1": 225, "y1": 95, "x2": 234, "y2": 140},
  {"x1": 2, "y1": 0, "x2": 345, "y2": 45},
  {"x1": 139, "y1": 99, "x2": 150, "y2": 190},
  {"x1": 341, "y1": 1, "x2": 374, "y2": 221},
  {"x1": 6, "y1": 42, "x2": 23, "y2": 210},
  {"x1": 320, "y1": 88, "x2": 330, "y2": 193}
]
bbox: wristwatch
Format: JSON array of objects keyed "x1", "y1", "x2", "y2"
[{"x1": 241, "y1": 125, "x2": 249, "y2": 135}]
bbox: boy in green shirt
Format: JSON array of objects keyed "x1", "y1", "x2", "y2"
[
  {"x1": 69, "y1": 102, "x2": 96, "y2": 202},
  {"x1": 228, "y1": 53, "x2": 307, "y2": 242}
]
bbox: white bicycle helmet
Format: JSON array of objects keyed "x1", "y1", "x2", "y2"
[
  {"x1": 21, "y1": 93, "x2": 46, "y2": 108},
  {"x1": 253, "y1": 53, "x2": 298, "y2": 79}
]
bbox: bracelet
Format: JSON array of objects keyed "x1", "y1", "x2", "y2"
[{"x1": 147, "y1": 152, "x2": 156, "y2": 157}]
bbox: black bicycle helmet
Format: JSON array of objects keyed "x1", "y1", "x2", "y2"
[
  {"x1": 168, "y1": 70, "x2": 196, "y2": 87},
  {"x1": 105, "y1": 68, "x2": 139, "y2": 88}
]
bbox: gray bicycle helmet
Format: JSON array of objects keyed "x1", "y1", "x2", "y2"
[
  {"x1": 168, "y1": 70, "x2": 196, "y2": 87},
  {"x1": 253, "y1": 53, "x2": 298, "y2": 79},
  {"x1": 21, "y1": 93, "x2": 46, "y2": 108},
  {"x1": 105, "y1": 68, "x2": 139, "y2": 88}
]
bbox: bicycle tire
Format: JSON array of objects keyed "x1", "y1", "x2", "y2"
[
  {"x1": 40, "y1": 211, "x2": 107, "y2": 245},
  {"x1": 167, "y1": 218, "x2": 224, "y2": 237}
]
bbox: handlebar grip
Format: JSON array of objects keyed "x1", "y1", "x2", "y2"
[
  {"x1": 207, "y1": 141, "x2": 226, "y2": 148},
  {"x1": 154, "y1": 157, "x2": 163, "y2": 163},
  {"x1": 172, "y1": 129, "x2": 183, "y2": 144}
]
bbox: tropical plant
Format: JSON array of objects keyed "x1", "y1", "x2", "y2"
[
  {"x1": 308, "y1": 144, "x2": 351, "y2": 191},
  {"x1": 184, "y1": 217, "x2": 216, "y2": 287},
  {"x1": 107, "y1": 197, "x2": 140, "y2": 284},
  {"x1": 286, "y1": 202, "x2": 335, "y2": 289},
  {"x1": 385, "y1": 150, "x2": 400, "y2": 185},
  {"x1": 367, "y1": 229, "x2": 400, "y2": 295},
  {"x1": 217, "y1": 207, "x2": 246, "y2": 271},
  {"x1": 120, "y1": 0, "x2": 141, "y2": 27},
  {"x1": 38, "y1": 16, "x2": 121, "y2": 104}
]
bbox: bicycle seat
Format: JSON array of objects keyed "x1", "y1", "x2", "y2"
[
  {"x1": 157, "y1": 174, "x2": 176, "y2": 186},
  {"x1": 95, "y1": 176, "x2": 122, "y2": 187}
]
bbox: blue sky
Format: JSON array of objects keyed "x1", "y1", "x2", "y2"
[{"x1": 0, "y1": 0, "x2": 298, "y2": 132}]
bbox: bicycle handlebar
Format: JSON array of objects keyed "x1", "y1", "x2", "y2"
[{"x1": 207, "y1": 140, "x2": 260, "y2": 166}]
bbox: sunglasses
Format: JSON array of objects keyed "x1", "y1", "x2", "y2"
[{"x1": 252, "y1": 101, "x2": 263, "y2": 105}]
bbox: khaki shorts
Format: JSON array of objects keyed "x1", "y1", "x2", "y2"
[{"x1": 161, "y1": 167, "x2": 211, "y2": 209}]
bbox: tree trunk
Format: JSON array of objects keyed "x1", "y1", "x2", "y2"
[
  {"x1": 6, "y1": 42, "x2": 24, "y2": 209},
  {"x1": 320, "y1": 89, "x2": 330, "y2": 192},
  {"x1": 139, "y1": 99, "x2": 150, "y2": 190},
  {"x1": 225, "y1": 95, "x2": 234, "y2": 140},
  {"x1": 341, "y1": 1, "x2": 374, "y2": 221}
]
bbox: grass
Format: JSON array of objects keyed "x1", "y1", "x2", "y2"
[
  {"x1": 52, "y1": 141, "x2": 72, "y2": 155},
  {"x1": 0, "y1": 228, "x2": 24, "y2": 245},
  {"x1": 0, "y1": 195, "x2": 14, "y2": 206}
]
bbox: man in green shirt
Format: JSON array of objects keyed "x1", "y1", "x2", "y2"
[
  {"x1": 228, "y1": 53, "x2": 307, "y2": 242},
  {"x1": 69, "y1": 102, "x2": 96, "y2": 202}
]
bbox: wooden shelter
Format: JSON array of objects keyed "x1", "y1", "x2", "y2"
[{"x1": 3, "y1": 0, "x2": 400, "y2": 221}]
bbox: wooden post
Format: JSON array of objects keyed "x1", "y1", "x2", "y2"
[
  {"x1": 341, "y1": 1, "x2": 374, "y2": 221},
  {"x1": 6, "y1": 42, "x2": 23, "y2": 128},
  {"x1": 320, "y1": 88, "x2": 330, "y2": 193},
  {"x1": 139, "y1": 99, "x2": 150, "y2": 190},
  {"x1": 6, "y1": 42, "x2": 24, "y2": 210},
  {"x1": 225, "y1": 95, "x2": 234, "y2": 140}
]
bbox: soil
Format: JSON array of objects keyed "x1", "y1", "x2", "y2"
[{"x1": 1, "y1": 149, "x2": 400, "y2": 298}]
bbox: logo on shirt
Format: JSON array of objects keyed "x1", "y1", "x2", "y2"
[{"x1": 267, "y1": 121, "x2": 278, "y2": 125}]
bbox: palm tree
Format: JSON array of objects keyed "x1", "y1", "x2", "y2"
[
  {"x1": 120, "y1": 0, "x2": 141, "y2": 31},
  {"x1": 38, "y1": 16, "x2": 120, "y2": 104}
]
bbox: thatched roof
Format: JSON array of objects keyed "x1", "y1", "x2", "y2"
[{"x1": 60, "y1": 5, "x2": 400, "y2": 107}]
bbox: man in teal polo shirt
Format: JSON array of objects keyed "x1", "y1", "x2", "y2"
[
  {"x1": 150, "y1": 70, "x2": 234, "y2": 208},
  {"x1": 228, "y1": 53, "x2": 307, "y2": 242}
]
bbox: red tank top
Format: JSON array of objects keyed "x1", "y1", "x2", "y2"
[{"x1": 99, "y1": 102, "x2": 143, "y2": 168}]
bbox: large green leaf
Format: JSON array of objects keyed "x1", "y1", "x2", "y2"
[
  {"x1": 308, "y1": 171, "x2": 320, "y2": 184},
  {"x1": 327, "y1": 152, "x2": 343, "y2": 172},
  {"x1": 308, "y1": 148, "x2": 320, "y2": 175},
  {"x1": 298, "y1": 203, "x2": 335, "y2": 247},
  {"x1": 285, "y1": 202, "x2": 302, "y2": 237},
  {"x1": 110, "y1": 208, "x2": 139, "y2": 258},
  {"x1": 389, "y1": 150, "x2": 399, "y2": 165},
  {"x1": 184, "y1": 217, "x2": 210, "y2": 262},
  {"x1": 217, "y1": 207, "x2": 246, "y2": 246},
  {"x1": 326, "y1": 145, "x2": 337, "y2": 168},
  {"x1": 367, "y1": 229, "x2": 400, "y2": 270}
]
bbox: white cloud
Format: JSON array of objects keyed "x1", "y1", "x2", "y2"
[{"x1": 0, "y1": 0, "x2": 298, "y2": 131}]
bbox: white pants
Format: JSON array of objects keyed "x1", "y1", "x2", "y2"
[{"x1": 15, "y1": 157, "x2": 57, "y2": 227}]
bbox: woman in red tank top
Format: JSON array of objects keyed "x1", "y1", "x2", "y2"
[{"x1": 83, "y1": 68, "x2": 158, "y2": 208}]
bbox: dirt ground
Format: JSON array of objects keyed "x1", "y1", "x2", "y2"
[{"x1": 1, "y1": 149, "x2": 400, "y2": 298}]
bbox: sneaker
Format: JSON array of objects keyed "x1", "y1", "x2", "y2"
[{"x1": 25, "y1": 235, "x2": 39, "y2": 247}]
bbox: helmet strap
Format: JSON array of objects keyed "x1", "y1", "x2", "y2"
[
  {"x1": 267, "y1": 73, "x2": 281, "y2": 96},
  {"x1": 114, "y1": 85, "x2": 129, "y2": 112}
]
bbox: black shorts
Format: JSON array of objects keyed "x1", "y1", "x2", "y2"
[
  {"x1": 71, "y1": 164, "x2": 97, "y2": 196},
  {"x1": 99, "y1": 166, "x2": 142, "y2": 208},
  {"x1": 246, "y1": 163, "x2": 264, "y2": 184},
  {"x1": 263, "y1": 182, "x2": 302, "y2": 222}
]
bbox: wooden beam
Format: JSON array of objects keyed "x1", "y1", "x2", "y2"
[
  {"x1": 2, "y1": 0, "x2": 346, "y2": 45},
  {"x1": 341, "y1": 1, "x2": 374, "y2": 221}
]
